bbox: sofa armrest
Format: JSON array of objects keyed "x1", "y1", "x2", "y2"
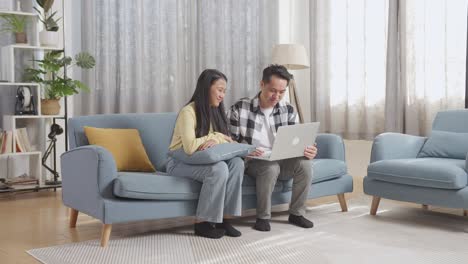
[
  {"x1": 465, "y1": 153, "x2": 468, "y2": 172},
  {"x1": 370, "y1": 133, "x2": 427, "y2": 163},
  {"x1": 315, "y1": 133, "x2": 345, "y2": 161},
  {"x1": 61, "y1": 145, "x2": 118, "y2": 220}
]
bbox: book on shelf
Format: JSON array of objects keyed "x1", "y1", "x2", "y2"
[
  {"x1": 0, "y1": 128, "x2": 34, "y2": 154},
  {"x1": 6, "y1": 173, "x2": 38, "y2": 185},
  {"x1": 0, "y1": 130, "x2": 13, "y2": 154}
]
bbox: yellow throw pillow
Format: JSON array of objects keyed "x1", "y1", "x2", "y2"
[{"x1": 84, "y1": 127, "x2": 156, "y2": 172}]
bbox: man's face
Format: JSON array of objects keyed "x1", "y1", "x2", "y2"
[{"x1": 259, "y1": 75, "x2": 288, "y2": 108}]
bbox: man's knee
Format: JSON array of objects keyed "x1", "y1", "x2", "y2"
[{"x1": 297, "y1": 159, "x2": 314, "y2": 181}]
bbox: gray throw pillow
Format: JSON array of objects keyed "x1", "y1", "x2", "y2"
[
  {"x1": 418, "y1": 130, "x2": 468, "y2": 160},
  {"x1": 168, "y1": 143, "x2": 255, "y2": 164}
]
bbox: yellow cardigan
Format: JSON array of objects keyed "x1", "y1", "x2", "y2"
[{"x1": 169, "y1": 102, "x2": 228, "y2": 155}]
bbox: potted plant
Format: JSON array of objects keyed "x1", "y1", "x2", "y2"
[
  {"x1": 0, "y1": 14, "x2": 28, "y2": 44},
  {"x1": 24, "y1": 50, "x2": 96, "y2": 115},
  {"x1": 35, "y1": 0, "x2": 60, "y2": 46}
]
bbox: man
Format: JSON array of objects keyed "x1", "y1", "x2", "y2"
[{"x1": 228, "y1": 64, "x2": 317, "y2": 232}]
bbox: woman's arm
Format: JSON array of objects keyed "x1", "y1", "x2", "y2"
[{"x1": 178, "y1": 108, "x2": 225, "y2": 155}]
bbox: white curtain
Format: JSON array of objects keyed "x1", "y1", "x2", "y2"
[
  {"x1": 73, "y1": 0, "x2": 278, "y2": 115},
  {"x1": 310, "y1": 0, "x2": 468, "y2": 138},
  {"x1": 401, "y1": 0, "x2": 468, "y2": 135}
]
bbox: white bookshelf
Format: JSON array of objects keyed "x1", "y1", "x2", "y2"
[
  {"x1": 0, "y1": 10, "x2": 37, "y2": 16},
  {"x1": 0, "y1": 0, "x2": 65, "y2": 190},
  {"x1": 1, "y1": 45, "x2": 63, "y2": 82}
]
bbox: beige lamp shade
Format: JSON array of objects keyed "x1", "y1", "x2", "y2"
[{"x1": 271, "y1": 44, "x2": 310, "y2": 70}]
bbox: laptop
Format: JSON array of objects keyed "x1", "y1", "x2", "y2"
[{"x1": 249, "y1": 122, "x2": 320, "y2": 161}]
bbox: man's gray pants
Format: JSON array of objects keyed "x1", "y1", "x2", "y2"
[
  {"x1": 166, "y1": 157, "x2": 244, "y2": 223},
  {"x1": 246, "y1": 157, "x2": 314, "y2": 219}
]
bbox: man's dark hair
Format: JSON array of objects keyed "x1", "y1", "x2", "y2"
[{"x1": 262, "y1": 64, "x2": 293, "y2": 85}]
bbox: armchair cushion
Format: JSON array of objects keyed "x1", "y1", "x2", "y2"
[
  {"x1": 418, "y1": 130, "x2": 468, "y2": 160},
  {"x1": 368, "y1": 158, "x2": 467, "y2": 189},
  {"x1": 168, "y1": 143, "x2": 254, "y2": 164},
  {"x1": 370, "y1": 133, "x2": 427, "y2": 163}
]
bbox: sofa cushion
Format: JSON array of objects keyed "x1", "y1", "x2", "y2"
[
  {"x1": 367, "y1": 158, "x2": 468, "y2": 189},
  {"x1": 418, "y1": 130, "x2": 468, "y2": 159},
  {"x1": 84, "y1": 127, "x2": 156, "y2": 172},
  {"x1": 168, "y1": 143, "x2": 254, "y2": 165},
  {"x1": 282, "y1": 159, "x2": 347, "y2": 192},
  {"x1": 114, "y1": 172, "x2": 284, "y2": 200},
  {"x1": 114, "y1": 172, "x2": 201, "y2": 200}
]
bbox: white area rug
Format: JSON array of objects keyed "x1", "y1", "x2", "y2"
[{"x1": 28, "y1": 198, "x2": 468, "y2": 264}]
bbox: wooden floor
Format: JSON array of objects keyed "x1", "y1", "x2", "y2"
[
  {"x1": 0, "y1": 140, "x2": 372, "y2": 263},
  {"x1": 0, "y1": 181, "x2": 364, "y2": 264}
]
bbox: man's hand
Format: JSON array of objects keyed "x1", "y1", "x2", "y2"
[
  {"x1": 304, "y1": 144, "x2": 318, "y2": 160},
  {"x1": 197, "y1": 139, "x2": 217, "y2": 151}
]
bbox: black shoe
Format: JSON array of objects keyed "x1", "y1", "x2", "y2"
[
  {"x1": 288, "y1": 214, "x2": 314, "y2": 228},
  {"x1": 216, "y1": 219, "x2": 242, "y2": 237},
  {"x1": 253, "y1": 218, "x2": 271, "y2": 232},
  {"x1": 194, "y1": 222, "x2": 225, "y2": 239}
]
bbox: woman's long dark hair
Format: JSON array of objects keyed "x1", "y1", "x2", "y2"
[{"x1": 189, "y1": 69, "x2": 229, "y2": 138}]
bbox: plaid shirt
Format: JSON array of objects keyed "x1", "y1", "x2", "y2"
[{"x1": 227, "y1": 92, "x2": 298, "y2": 146}]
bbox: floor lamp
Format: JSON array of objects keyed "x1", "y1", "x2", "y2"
[{"x1": 272, "y1": 44, "x2": 310, "y2": 123}]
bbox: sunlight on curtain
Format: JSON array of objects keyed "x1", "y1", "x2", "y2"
[
  {"x1": 312, "y1": 0, "x2": 388, "y2": 139},
  {"x1": 404, "y1": 0, "x2": 468, "y2": 134}
]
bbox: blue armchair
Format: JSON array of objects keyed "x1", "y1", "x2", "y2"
[{"x1": 364, "y1": 110, "x2": 468, "y2": 217}]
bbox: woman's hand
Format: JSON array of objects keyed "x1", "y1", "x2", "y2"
[
  {"x1": 197, "y1": 139, "x2": 218, "y2": 151},
  {"x1": 249, "y1": 148, "x2": 265, "y2": 157},
  {"x1": 223, "y1": 134, "x2": 234, "y2": 143}
]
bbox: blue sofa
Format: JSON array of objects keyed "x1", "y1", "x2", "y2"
[
  {"x1": 364, "y1": 110, "x2": 468, "y2": 217},
  {"x1": 61, "y1": 113, "x2": 353, "y2": 246}
]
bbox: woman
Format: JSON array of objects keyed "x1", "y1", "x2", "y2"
[{"x1": 167, "y1": 69, "x2": 243, "y2": 239}]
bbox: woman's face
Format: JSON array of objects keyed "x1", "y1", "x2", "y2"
[{"x1": 209, "y1": 78, "x2": 227, "y2": 107}]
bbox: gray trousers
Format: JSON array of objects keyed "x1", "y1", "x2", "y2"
[
  {"x1": 246, "y1": 157, "x2": 314, "y2": 219},
  {"x1": 166, "y1": 157, "x2": 244, "y2": 223}
]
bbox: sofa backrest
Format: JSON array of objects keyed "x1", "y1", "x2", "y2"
[
  {"x1": 432, "y1": 110, "x2": 468, "y2": 133},
  {"x1": 68, "y1": 113, "x2": 177, "y2": 171}
]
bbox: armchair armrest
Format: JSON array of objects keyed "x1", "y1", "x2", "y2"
[
  {"x1": 315, "y1": 133, "x2": 345, "y2": 161},
  {"x1": 370, "y1": 133, "x2": 427, "y2": 163},
  {"x1": 61, "y1": 145, "x2": 118, "y2": 221}
]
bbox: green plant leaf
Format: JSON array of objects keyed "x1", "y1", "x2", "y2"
[{"x1": 75, "y1": 52, "x2": 96, "y2": 69}]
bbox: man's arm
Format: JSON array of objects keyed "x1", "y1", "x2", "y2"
[
  {"x1": 227, "y1": 104, "x2": 241, "y2": 142},
  {"x1": 287, "y1": 105, "x2": 299, "y2": 125}
]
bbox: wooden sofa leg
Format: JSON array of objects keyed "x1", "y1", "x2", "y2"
[
  {"x1": 422, "y1": 204, "x2": 429, "y2": 210},
  {"x1": 101, "y1": 224, "x2": 112, "y2": 247},
  {"x1": 337, "y1": 194, "x2": 348, "y2": 212},
  {"x1": 370, "y1": 196, "x2": 381, "y2": 215},
  {"x1": 463, "y1": 210, "x2": 467, "y2": 217},
  {"x1": 69, "y1": 208, "x2": 79, "y2": 228}
]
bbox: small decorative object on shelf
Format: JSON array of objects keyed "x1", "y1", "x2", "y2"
[
  {"x1": 35, "y1": 0, "x2": 60, "y2": 47},
  {"x1": 0, "y1": 13, "x2": 28, "y2": 44},
  {"x1": 15, "y1": 86, "x2": 37, "y2": 115},
  {"x1": 42, "y1": 123, "x2": 62, "y2": 185},
  {"x1": 24, "y1": 50, "x2": 95, "y2": 115}
]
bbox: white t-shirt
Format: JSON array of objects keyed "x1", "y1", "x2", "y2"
[{"x1": 257, "y1": 107, "x2": 275, "y2": 150}]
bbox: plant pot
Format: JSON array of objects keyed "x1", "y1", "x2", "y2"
[
  {"x1": 39, "y1": 30, "x2": 58, "y2": 47},
  {"x1": 15, "y1": 32, "x2": 27, "y2": 44},
  {"x1": 41, "y1": 99, "x2": 60, "y2": 115}
]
